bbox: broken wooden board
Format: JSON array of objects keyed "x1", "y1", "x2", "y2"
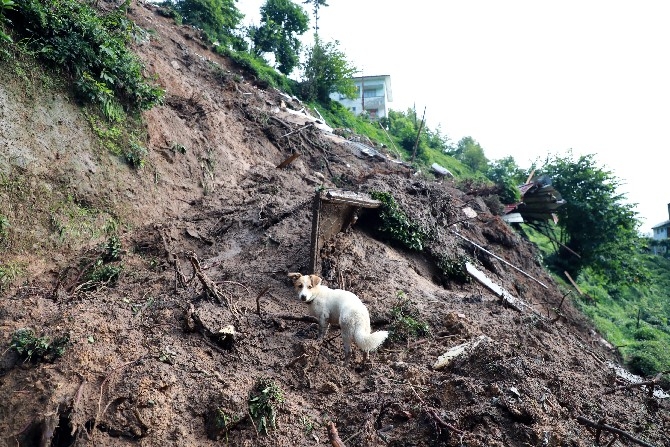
[
  {"x1": 466, "y1": 263, "x2": 529, "y2": 312},
  {"x1": 309, "y1": 190, "x2": 381, "y2": 274},
  {"x1": 433, "y1": 335, "x2": 491, "y2": 369}
]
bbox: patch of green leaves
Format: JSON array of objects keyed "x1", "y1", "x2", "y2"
[
  {"x1": 437, "y1": 253, "x2": 472, "y2": 284},
  {"x1": 248, "y1": 377, "x2": 285, "y2": 434},
  {"x1": 10, "y1": 328, "x2": 70, "y2": 363},
  {"x1": 389, "y1": 291, "x2": 430, "y2": 342},
  {"x1": 10, "y1": 0, "x2": 164, "y2": 119},
  {"x1": 125, "y1": 140, "x2": 148, "y2": 169},
  {"x1": 369, "y1": 191, "x2": 427, "y2": 251},
  {"x1": 0, "y1": 261, "x2": 25, "y2": 291}
]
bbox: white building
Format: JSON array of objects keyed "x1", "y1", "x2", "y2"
[
  {"x1": 329, "y1": 75, "x2": 393, "y2": 119},
  {"x1": 651, "y1": 203, "x2": 670, "y2": 240}
]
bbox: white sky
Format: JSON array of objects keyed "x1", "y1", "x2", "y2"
[{"x1": 238, "y1": 0, "x2": 670, "y2": 234}]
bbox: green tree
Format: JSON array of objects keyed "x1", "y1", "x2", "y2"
[
  {"x1": 303, "y1": 0, "x2": 327, "y2": 35},
  {"x1": 170, "y1": 0, "x2": 244, "y2": 49},
  {"x1": 301, "y1": 37, "x2": 356, "y2": 102},
  {"x1": 250, "y1": 0, "x2": 309, "y2": 75},
  {"x1": 540, "y1": 151, "x2": 647, "y2": 286},
  {"x1": 453, "y1": 136, "x2": 488, "y2": 172},
  {"x1": 486, "y1": 156, "x2": 528, "y2": 204}
]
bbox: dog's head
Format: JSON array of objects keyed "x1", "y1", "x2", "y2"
[{"x1": 288, "y1": 272, "x2": 322, "y2": 303}]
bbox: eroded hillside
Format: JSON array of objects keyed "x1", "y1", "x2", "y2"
[{"x1": 0, "y1": 3, "x2": 668, "y2": 447}]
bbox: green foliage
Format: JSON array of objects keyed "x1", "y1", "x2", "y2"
[
  {"x1": 217, "y1": 46, "x2": 297, "y2": 93},
  {"x1": 301, "y1": 38, "x2": 356, "y2": 102},
  {"x1": 248, "y1": 377, "x2": 285, "y2": 434},
  {"x1": 156, "y1": 2, "x2": 183, "y2": 25},
  {"x1": 369, "y1": 191, "x2": 427, "y2": 251},
  {"x1": 574, "y1": 259, "x2": 670, "y2": 377},
  {"x1": 0, "y1": 261, "x2": 24, "y2": 291},
  {"x1": 125, "y1": 140, "x2": 148, "y2": 169},
  {"x1": 449, "y1": 136, "x2": 488, "y2": 173},
  {"x1": 540, "y1": 151, "x2": 648, "y2": 286},
  {"x1": 436, "y1": 253, "x2": 472, "y2": 284},
  {"x1": 389, "y1": 291, "x2": 430, "y2": 341},
  {"x1": 9, "y1": 0, "x2": 164, "y2": 120},
  {"x1": 167, "y1": 0, "x2": 245, "y2": 49},
  {"x1": 0, "y1": 0, "x2": 14, "y2": 45},
  {"x1": 250, "y1": 0, "x2": 309, "y2": 75},
  {"x1": 628, "y1": 341, "x2": 670, "y2": 377},
  {"x1": 85, "y1": 261, "x2": 122, "y2": 287},
  {"x1": 10, "y1": 328, "x2": 70, "y2": 363},
  {"x1": 486, "y1": 156, "x2": 529, "y2": 204}
]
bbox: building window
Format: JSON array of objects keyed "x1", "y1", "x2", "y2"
[
  {"x1": 351, "y1": 107, "x2": 356, "y2": 113},
  {"x1": 363, "y1": 88, "x2": 378, "y2": 98}
]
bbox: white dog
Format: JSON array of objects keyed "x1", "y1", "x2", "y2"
[{"x1": 288, "y1": 273, "x2": 388, "y2": 363}]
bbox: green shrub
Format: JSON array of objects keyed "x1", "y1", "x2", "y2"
[
  {"x1": 633, "y1": 325, "x2": 657, "y2": 341},
  {"x1": 125, "y1": 141, "x2": 148, "y2": 168},
  {"x1": 10, "y1": 328, "x2": 70, "y2": 363},
  {"x1": 248, "y1": 377, "x2": 284, "y2": 434},
  {"x1": 10, "y1": 0, "x2": 164, "y2": 119},
  {"x1": 436, "y1": 253, "x2": 472, "y2": 284},
  {"x1": 369, "y1": 191, "x2": 427, "y2": 251},
  {"x1": 628, "y1": 340, "x2": 670, "y2": 377}
]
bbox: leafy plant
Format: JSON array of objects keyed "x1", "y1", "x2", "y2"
[
  {"x1": 10, "y1": 328, "x2": 70, "y2": 363},
  {"x1": 0, "y1": 0, "x2": 14, "y2": 45},
  {"x1": 389, "y1": 291, "x2": 430, "y2": 342},
  {"x1": 437, "y1": 253, "x2": 472, "y2": 284},
  {"x1": 248, "y1": 377, "x2": 285, "y2": 434},
  {"x1": 82, "y1": 260, "x2": 122, "y2": 290},
  {"x1": 0, "y1": 262, "x2": 24, "y2": 291},
  {"x1": 125, "y1": 140, "x2": 148, "y2": 168},
  {"x1": 10, "y1": 0, "x2": 164, "y2": 118},
  {"x1": 102, "y1": 235, "x2": 122, "y2": 262},
  {"x1": 369, "y1": 191, "x2": 427, "y2": 251}
]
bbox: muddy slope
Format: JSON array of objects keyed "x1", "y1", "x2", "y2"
[{"x1": 0, "y1": 3, "x2": 667, "y2": 447}]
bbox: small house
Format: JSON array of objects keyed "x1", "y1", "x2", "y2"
[
  {"x1": 329, "y1": 75, "x2": 393, "y2": 119},
  {"x1": 651, "y1": 203, "x2": 670, "y2": 240}
]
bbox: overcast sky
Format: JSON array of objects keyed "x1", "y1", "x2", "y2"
[{"x1": 238, "y1": 0, "x2": 670, "y2": 234}]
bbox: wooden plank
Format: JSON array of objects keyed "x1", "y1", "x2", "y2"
[
  {"x1": 466, "y1": 263, "x2": 529, "y2": 312},
  {"x1": 323, "y1": 190, "x2": 380, "y2": 208},
  {"x1": 276, "y1": 152, "x2": 301, "y2": 169},
  {"x1": 309, "y1": 192, "x2": 322, "y2": 274}
]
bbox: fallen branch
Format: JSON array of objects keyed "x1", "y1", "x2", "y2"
[
  {"x1": 187, "y1": 252, "x2": 239, "y2": 320},
  {"x1": 281, "y1": 122, "x2": 313, "y2": 138},
  {"x1": 327, "y1": 422, "x2": 346, "y2": 447},
  {"x1": 426, "y1": 408, "x2": 464, "y2": 435},
  {"x1": 276, "y1": 314, "x2": 319, "y2": 324},
  {"x1": 255, "y1": 286, "x2": 270, "y2": 317},
  {"x1": 576, "y1": 416, "x2": 658, "y2": 447},
  {"x1": 604, "y1": 371, "x2": 667, "y2": 397}
]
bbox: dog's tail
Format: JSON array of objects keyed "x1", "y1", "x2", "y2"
[{"x1": 355, "y1": 329, "x2": 389, "y2": 352}]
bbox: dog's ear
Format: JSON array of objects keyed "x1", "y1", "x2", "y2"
[
  {"x1": 309, "y1": 275, "x2": 322, "y2": 287},
  {"x1": 288, "y1": 272, "x2": 302, "y2": 282}
]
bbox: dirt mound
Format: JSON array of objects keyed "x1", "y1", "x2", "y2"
[{"x1": 0, "y1": 3, "x2": 668, "y2": 447}]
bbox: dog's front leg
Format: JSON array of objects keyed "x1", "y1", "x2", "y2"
[{"x1": 318, "y1": 318, "x2": 330, "y2": 339}]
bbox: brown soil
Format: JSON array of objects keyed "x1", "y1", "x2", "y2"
[{"x1": 0, "y1": 3, "x2": 668, "y2": 446}]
